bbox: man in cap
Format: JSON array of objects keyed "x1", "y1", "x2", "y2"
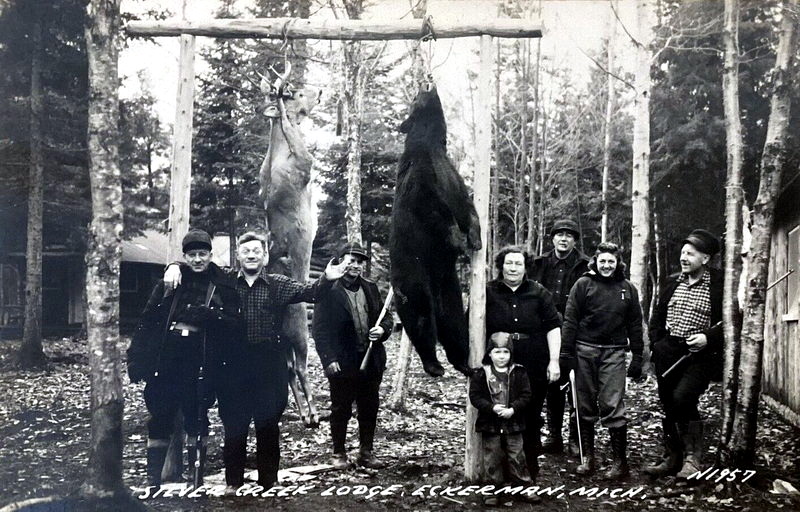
[
  {"x1": 163, "y1": 231, "x2": 348, "y2": 490},
  {"x1": 313, "y1": 242, "x2": 394, "y2": 469},
  {"x1": 530, "y1": 219, "x2": 590, "y2": 456},
  {"x1": 128, "y1": 228, "x2": 242, "y2": 486},
  {"x1": 645, "y1": 229, "x2": 723, "y2": 479}
]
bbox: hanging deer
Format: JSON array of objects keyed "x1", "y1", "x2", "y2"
[{"x1": 259, "y1": 62, "x2": 321, "y2": 427}]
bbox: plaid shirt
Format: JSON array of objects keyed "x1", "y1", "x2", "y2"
[
  {"x1": 665, "y1": 269, "x2": 712, "y2": 338},
  {"x1": 237, "y1": 268, "x2": 330, "y2": 347}
]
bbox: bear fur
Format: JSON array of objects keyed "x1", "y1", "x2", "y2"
[{"x1": 390, "y1": 84, "x2": 481, "y2": 377}]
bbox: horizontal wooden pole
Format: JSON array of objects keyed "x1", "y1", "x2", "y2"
[{"x1": 126, "y1": 17, "x2": 542, "y2": 40}]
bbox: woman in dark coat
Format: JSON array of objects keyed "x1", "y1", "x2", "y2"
[
  {"x1": 485, "y1": 245, "x2": 562, "y2": 481},
  {"x1": 561, "y1": 242, "x2": 643, "y2": 479}
]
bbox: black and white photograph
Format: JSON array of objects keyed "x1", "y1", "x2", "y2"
[{"x1": 1, "y1": 0, "x2": 799, "y2": 510}]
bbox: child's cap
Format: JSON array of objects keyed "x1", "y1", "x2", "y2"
[{"x1": 482, "y1": 335, "x2": 515, "y2": 364}]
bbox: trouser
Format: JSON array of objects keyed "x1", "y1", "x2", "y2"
[
  {"x1": 519, "y1": 342, "x2": 549, "y2": 478},
  {"x1": 328, "y1": 370, "x2": 382, "y2": 453},
  {"x1": 144, "y1": 354, "x2": 209, "y2": 441},
  {"x1": 217, "y1": 344, "x2": 289, "y2": 487},
  {"x1": 575, "y1": 343, "x2": 627, "y2": 428},
  {"x1": 482, "y1": 432, "x2": 531, "y2": 485},
  {"x1": 545, "y1": 372, "x2": 574, "y2": 438},
  {"x1": 653, "y1": 337, "x2": 710, "y2": 423}
]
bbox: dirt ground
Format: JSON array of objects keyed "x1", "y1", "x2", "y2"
[{"x1": 1, "y1": 335, "x2": 799, "y2": 512}]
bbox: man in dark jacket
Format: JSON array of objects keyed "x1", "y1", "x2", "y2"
[
  {"x1": 645, "y1": 229, "x2": 723, "y2": 480},
  {"x1": 128, "y1": 229, "x2": 242, "y2": 487},
  {"x1": 530, "y1": 219, "x2": 590, "y2": 455},
  {"x1": 163, "y1": 231, "x2": 348, "y2": 490},
  {"x1": 313, "y1": 243, "x2": 393, "y2": 470}
]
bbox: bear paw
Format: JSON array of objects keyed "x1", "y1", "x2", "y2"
[{"x1": 422, "y1": 360, "x2": 445, "y2": 378}]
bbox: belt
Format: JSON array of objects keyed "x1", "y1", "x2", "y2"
[{"x1": 509, "y1": 333, "x2": 530, "y2": 341}]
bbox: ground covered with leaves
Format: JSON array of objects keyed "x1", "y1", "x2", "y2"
[{"x1": 1, "y1": 335, "x2": 799, "y2": 511}]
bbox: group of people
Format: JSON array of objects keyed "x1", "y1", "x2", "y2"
[
  {"x1": 127, "y1": 229, "x2": 390, "y2": 491},
  {"x1": 469, "y1": 219, "x2": 723, "y2": 497},
  {"x1": 128, "y1": 219, "x2": 723, "y2": 497}
]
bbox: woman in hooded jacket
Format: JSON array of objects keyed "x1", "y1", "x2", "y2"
[{"x1": 561, "y1": 242, "x2": 644, "y2": 479}]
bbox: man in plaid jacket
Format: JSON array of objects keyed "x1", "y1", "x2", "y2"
[
  {"x1": 645, "y1": 229, "x2": 723, "y2": 480},
  {"x1": 164, "y1": 231, "x2": 347, "y2": 490}
]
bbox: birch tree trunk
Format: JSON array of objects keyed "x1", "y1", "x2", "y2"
[
  {"x1": 630, "y1": 0, "x2": 654, "y2": 325},
  {"x1": 492, "y1": 37, "x2": 501, "y2": 258},
  {"x1": 81, "y1": 0, "x2": 129, "y2": 500},
  {"x1": 19, "y1": 13, "x2": 46, "y2": 368},
  {"x1": 526, "y1": 38, "x2": 541, "y2": 251},
  {"x1": 601, "y1": 6, "x2": 616, "y2": 243},
  {"x1": 341, "y1": 0, "x2": 366, "y2": 245},
  {"x1": 729, "y1": 0, "x2": 797, "y2": 467},
  {"x1": 719, "y1": 0, "x2": 745, "y2": 453},
  {"x1": 387, "y1": 330, "x2": 413, "y2": 411},
  {"x1": 514, "y1": 40, "x2": 529, "y2": 245}
]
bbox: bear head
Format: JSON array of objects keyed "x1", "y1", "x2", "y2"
[{"x1": 399, "y1": 84, "x2": 447, "y2": 147}]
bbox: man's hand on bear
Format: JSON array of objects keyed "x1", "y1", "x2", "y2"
[
  {"x1": 324, "y1": 361, "x2": 342, "y2": 377},
  {"x1": 368, "y1": 326, "x2": 385, "y2": 342}
]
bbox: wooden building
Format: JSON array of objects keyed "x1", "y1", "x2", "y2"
[
  {"x1": 763, "y1": 170, "x2": 800, "y2": 426},
  {"x1": 0, "y1": 230, "x2": 231, "y2": 337}
]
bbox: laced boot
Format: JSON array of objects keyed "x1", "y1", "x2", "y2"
[
  {"x1": 676, "y1": 421, "x2": 704, "y2": 479},
  {"x1": 604, "y1": 426, "x2": 630, "y2": 480},
  {"x1": 575, "y1": 423, "x2": 595, "y2": 475},
  {"x1": 644, "y1": 419, "x2": 683, "y2": 477}
]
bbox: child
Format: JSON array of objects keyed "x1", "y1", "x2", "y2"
[{"x1": 469, "y1": 336, "x2": 533, "y2": 504}]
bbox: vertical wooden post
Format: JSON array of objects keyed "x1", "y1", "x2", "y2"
[
  {"x1": 166, "y1": 20, "x2": 196, "y2": 261},
  {"x1": 163, "y1": 2, "x2": 195, "y2": 481},
  {"x1": 465, "y1": 34, "x2": 493, "y2": 482}
]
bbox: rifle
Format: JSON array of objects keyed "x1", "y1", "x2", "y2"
[
  {"x1": 360, "y1": 287, "x2": 394, "y2": 372},
  {"x1": 660, "y1": 321, "x2": 723, "y2": 379},
  {"x1": 193, "y1": 282, "x2": 216, "y2": 488}
]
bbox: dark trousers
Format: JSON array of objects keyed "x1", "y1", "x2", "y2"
[
  {"x1": 218, "y1": 344, "x2": 289, "y2": 487},
  {"x1": 482, "y1": 432, "x2": 531, "y2": 485},
  {"x1": 575, "y1": 344, "x2": 627, "y2": 428},
  {"x1": 329, "y1": 371, "x2": 382, "y2": 453},
  {"x1": 144, "y1": 354, "x2": 208, "y2": 441},
  {"x1": 545, "y1": 372, "x2": 574, "y2": 436},
  {"x1": 520, "y1": 343, "x2": 549, "y2": 478},
  {"x1": 653, "y1": 337, "x2": 710, "y2": 424}
]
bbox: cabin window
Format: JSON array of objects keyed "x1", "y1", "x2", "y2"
[{"x1": 788, "y1": 225, "x2": 799, "y2": 320}]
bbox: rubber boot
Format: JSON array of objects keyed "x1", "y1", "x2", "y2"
[
  {"x1": 644, "y1": 419, "x2": 683, "y2": 477},
  {"x1": 676, "y1": 421, "x2": 704, "y2": 479},
  {"x1": 575, "y1": 423, "x2": 595, "y2": 475},
  {"x1": 604, "y1": 426, "x2": 630, "y2": 480},
  {"x1": 146, "y1": 441, "x2": 170, "y2": 487}
]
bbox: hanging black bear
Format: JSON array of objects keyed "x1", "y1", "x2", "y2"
[{"x1": 390, "y1": 83, "x2": 481, "y2": 377}]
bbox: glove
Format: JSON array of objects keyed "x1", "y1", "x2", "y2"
[{"x1": 627, "y1": 354, "x2": 644, "y2": 381}]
